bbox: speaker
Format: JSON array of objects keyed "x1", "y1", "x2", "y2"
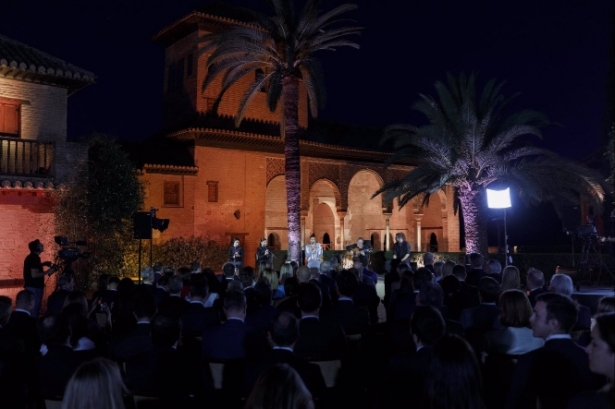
[{"x1": 133, "y1": 212, "x2": 152, "y2": 239}]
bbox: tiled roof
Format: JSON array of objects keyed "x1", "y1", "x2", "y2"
[{"x1": 0, "y1": 34, "x2": 95, "y2": 93}]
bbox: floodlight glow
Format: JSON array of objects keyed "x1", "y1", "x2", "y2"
[{"x1": 486, "y1": 188, "x2": 511, "y2": 209}]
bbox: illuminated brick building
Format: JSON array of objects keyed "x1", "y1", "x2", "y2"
[{"x1": 136, "y1": 6, "x2": 461, "y2": 261}]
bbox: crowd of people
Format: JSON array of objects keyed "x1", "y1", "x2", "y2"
[{"x1": 0, "y1": 245, "x2": 613, "y2": 409}]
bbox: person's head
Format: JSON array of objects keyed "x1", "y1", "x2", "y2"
[
  {"x1": 240, "y1": 267, "x2": 255, "y2": 288},
  {"x1": 486, "y1": 259, "x2": 502, "y2": 275},
  {"x1": 309, "y1": 234, "x2": 316, "y2": 245},
  {"x1": 233, "y1": 238, "x2": 240, "y2": 247},
  {"x1": 190, "y1": 262, "x2": 201, "y2": 274},
  {"x1": 500, "y1": 266, "x2": 521, "y2": 292},
  {"x1": 108, "y1": 276, "x2": 120, "y2": 290},
  {"x1": 357, "y1": 237, "x2": 364, "y2": 247},
  {"x1": 64, "y1": 291, "x2": 88, "y2": 315},
  {"x1": 478, "y1": 277, "x2": 500, "y2": 303},
  {"x1": 271, "y1": 311, "x2": 299, "y2": 347},
  {"x1": 261, "y1": 238, "x2": 268, "y2": 247},
  {"x1": 245, "y1": 364, "x2": 314, "y2": 409},
  {"x1": 352, "y1": 258, "x2": 364, "y2": 271},
  {"x1": 499, "y1": 290, "x2": 533, "y2": 328},
  {"x1": 28, "y1": 239, "x2": 44, "y2": 254},
  {"x1": 439, "y1": 274, "x2": 461, "y2": 295},
  {"x1": 133, "y1": 294, "x2": 157, "y2": 321},
  {"x1": 157, "y1": 275, "x2": 169, "y2": 290},
  {"x1": 296, "y1": 266, "x2": 311, "y2": 283},
  {"x1": 441, "y1": 260, "x2": 456, "y2": 278},
  {"x1": 228, "y1": 280, "x2": 244, "y2": 292},
  {"x1": 469, "y1": 253, "x2": 484, "y2": 269},
  {"x1": 418, "y1": 282, "x2": 444, "y2": 310},
  {"x1": 254, "y1": 279, "x2": 273, "y2": 306},
  {"x1": 141, "y1": 266, "x2": 154, "y2": 285},
  {"x1": 309, "y1": 268, "x2": 320, "y2": 280},
  {"x1": 224, "y1": 290, "x2": 247, "y2": 319},
  {"x1": 38, "y1": 312, "x2": 71, "y2": 347},
  {"x1": 452, "y1": 264, "x2": 467, "y2": 281},
  {"x1": 261, "y1": 268, "x2": 279, "y2": 290},
  {"x1": 585, "y1": 313, "x2": 615, "y2": 382},
  {"x1": 189, "y1": 276, "x2": 209, "y2": 301},
  {"x1": 57, "y1": 274, "x2": 74, "y2": 291},
  {"x1": 527, "y1": 267, "x2": 545, "y2": 290},
  {"x1": 423, "y1": 252, "x2": 435, "y2": 266},
  {"x1": 280, "y1": 263, "x2": 293, "y2": 279},
  {"x1": 283, "y1": 276, "x2": 300, "y2": 297},
  {"x1": 549, "y1": 273, "x2": 574, "y2": 296},
  {"x1": 16, "y1": 289, "x2": 35, "y2": 313},
  {"x1": 597, "y1": 296, "x2": 615, "y2": 314},
  {"x1": 153, "y1": 262, "x2": 163, "y2": 273},
  {"x1": 413, "y1": 267, "x2": 434, "y2": 290},
  {"x1": 395, "y1": 232, "x2": 405, "y2": 243},
  {"x1": 61, "y1": 358, "x2": 127, "y2": 409},
  {"x1": 297, "y1": 283, "x2": 322, "y2": 315},
  {"x1": 426, "y1": 334, "x2": 484, "y2": 409},
  {"x1": 319, "y1": 261, "x2": 331, "y2": 274},
  {"x1": 336, "y1": 270, "x2": 358, "y2": 298},
  {"x1": 168, "y1": 275, "x2": 183, "y2": 295},
  {"x1": 0, "y1": 296, "x2": 12, "y2": 326},
  {"x1": 433, "y1": 261, "x2": 444, "y2": 278},
  {"x1": 411, "y1": 305, "x2": 445, "y2": 347},
  {"x1": 163, "y1": 266, "x2": 175, "y2": 276},
  {"x1": 151, "y1": 313, "x2": 180, "y2": 348},
  {"x1": 531, "y1": 292, "x2": 579, "y2": 338},
  {"x1": 97, "y1": 273, "x2": 110, "y2": 291}
]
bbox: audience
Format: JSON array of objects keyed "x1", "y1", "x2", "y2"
[
  {"x1": 244, "y1": 364, "x2": 314, "y2": 409},
  {"x1": 526, "y1": 267, "x2": 546, "y2": 307},
  {"x1": 466, "y1": 253, "x2": 486, "y2": 287},
  {"x1": 499, "y1": 265, "x2": 521, "y2": 293},
  {"x1": 485, "y1": 258, "x2": 502, "y2": 283},
  {"x1": 61, "y1": 358, "x2": 127, "y2": 409},
  {"x1": 549, "y1": 273, "x2": 591, "y2": 330}
]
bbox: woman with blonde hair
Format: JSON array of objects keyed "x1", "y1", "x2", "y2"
[
  {"x1": 62, "y1": 358, "x2": 127, "y2": 409},
  {"x1": 245, "y1": 363, "x2": 314, "y2": 409},
  {"x1": 499, "y1": 265, "x2": 521, "y2": 293},
  {"x1": 261, "y1": 267, "x2": 284, "y2": 300}
]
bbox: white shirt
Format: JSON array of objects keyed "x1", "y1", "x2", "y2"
[
  {"x1": 74, "y1": 337, "x2": 96, "y2": 351},
  {"x1": 226, "y1": 317, "x2": 245, "y2": 323},
  {"x1": 204, "y1": 292, "x2": 219, "y2": 308},
  {"x1": 301, "y1": 314, "x2": 319, "y2": 320},
  {"x1": 545, "y1": 333, "x2": 572, "y2": 342},
  {"x1": 273, "y1": 346, "x2": 294, "y2": 353},
  {"x1": 14, "y1": 308, "x2": 31, "y2": 316},
  {"x1": 338, "y1": 296, "x2": 353, "y2": 302}
]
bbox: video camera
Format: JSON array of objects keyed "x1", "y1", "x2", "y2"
[{"x1": 54, "y1": 236, "x2": 90, "y2": 262}]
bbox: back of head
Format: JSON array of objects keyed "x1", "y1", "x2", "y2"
[
  {"x1": 549, "y1": 274, "x2": 574, "y2": 296},
  {"x1": 433, "y1": 261, "x2": 444, "y2": 277},
  {"x1": 254, "y1": 279, "x2": 273, "y2": 306},
  {"x1": 190, "y1": 261, "x2": 201, "y2": 274},
  {"x1": 168, "y1": 275, "x2": 183, "y2": 295},
  {"x1": 296, "y1": 266, "x2": 311, "y2": 283},
  {"x1": 297, "y1": 283, "x2": 322, "y2": 314},
  {"x1": 486, "y1": 259, "x2": 502, "y2": 275},
  {"x1": 38, "y1": 312, "x2": 71, "y2": 347},
  {"x1": 133, "y1": 294, "x2": 157, "y2": 320},
  {"x1": 501, "y1": 266, "x2": 521, "y2": 291},
  {"x1": 224, "y1": 289, "x2": 247, "y2": 314},
  {"x1": 141, "y1": 267, "x2": 154, "y2": 285},
  {"x1": 108, "y1": 276, "x2": 120, "y2": 290},
  {"x1": 411, "y1": 305, "x2": 445, "y2": 347},
  {"x1": 478, "y1": 277, "x2": 500, "y2": 303},
  {"x1": 309, "y1": 268, "x2": 320, "y2": 280},
  {"x1": 413, "y1": 267, "x2": 434, "y2": 290},
  {"x1": 594, "y1": 313, "x2": 615, "y2": 353},
  {"x1": 271, "y1": 311, "x2": 299, "y2": 347},
  {"x1": 597, "y1": 296, "x2": 615, "y2": 314},
  {"x1": 61, "y1": 358, "x2": 126, "y2": 409},
  {"x1": 283, "y1": 277, "x2": 299, "y2": 297},
  {"x1": 319, "y1": 261, "x2": 331, "y2": 274},
  {"x1": 157, "y1": 275, "x2": 169, "y2": 288},
  {"x1": 64, "y1": 291, "x2": 88, "y2": 313},
  {"x1": 280, "y1": 263, "x2": 293, "y2": 278},
  {"x1": 16, "y1": 289, "x2": 34, "y2": 310},
  {"x1": 441, "y1": 260, "x2": 456, "y2": 278},
  {"x1": 527, "y1": 267, "x2": 545, "y2": 289},
  {"x1": 228, "y1": 280, "x2": 244, "y2": 292},
  {"x1": 418, "y1": 282, "x2": 445, "y2": 309},
  {"x1": 423, "y1": 252, "x2": 435, "y2": 265},
  {"x1": 337, "y1": 270, "x2": 358, "y2": 297},
  {"x1": 151, "y1": 313, "x2": 180, "y2": 348},
  {"x1": 261, "y1": 268, "x2": 278, "y2": 290},
  {"x1": 427, "y1": 334, "x2": 483, "y2": 409},
  {"x1": 536, "y1": 292, "x2": 579, "y2": 334},
  {"x1": 499, "y1": 290, "x2": 533, "y2": 328},
  {"x1": 189, "y1": 275, "x2": 209, "y2": 299},
  {"x1": 0, "y1": 296, "x2": 12, "y2": 325},
  {"x1": 439, "y1": 275, "x2": 461, "y2": 295},
  {"x1": 452, "y1": 264, "x2": 467, "y2": 281},
  {"x1": 240, "y1": 268, "x2": 255, "y2": 288},
  {"x1": 245, "y1": 363, "x2": 314, "y2": 409},
  {"x1": 117, "y1": 277, "x2": 135, "y2": 295},
  {"x1": 469, "y1": 253, "x2": 484, "y2": 269}
]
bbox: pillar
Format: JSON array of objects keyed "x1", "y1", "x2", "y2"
[
  {"x1": 384, "y1": 212, "x2": 392, "y2": 251},
  {"x1": 415, "y1": 213, "x2": 424, "y2": 252},
  {"x1": 338, "y1": 211, "x2": 347, "y2": 249}
]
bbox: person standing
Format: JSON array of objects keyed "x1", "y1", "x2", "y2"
[
  {"x1": 23, "y1": 239, "x2": 55, "y2": 317},
  {"x1": 256, "y1": 238, "x2": 273, "y2": 268},
  {"x1": 228, "y1": 238, "x2": 244, "y2": 273},
  {"x1": 305, "y1": 235, "x2": 323, "y2": 270}
]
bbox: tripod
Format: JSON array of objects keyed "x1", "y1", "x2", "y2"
[{"x1": 578, "y1": 234, "x2": 614, "y2": 287}]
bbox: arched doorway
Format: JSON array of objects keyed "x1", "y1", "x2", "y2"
[
  {"x1": 429, "y1": 232, "x2": 438, "y2": 252},
  {"x1": 322, "y1": 232, "x2": 331, "y2": 250},
  {"x1": 313, "y1": 203, "x2": 335, "y2": 251},
  {"x1": 265, "y1": 176, "x2": 288, "y2": 250},
  {"x1": 268, "y1": 233, "x2": 280, "y2": 251},
  {"x1": 347, "y1": 170, "x2": 384, "y2": 246},
  {"x1": 371, "y1": 232, "x2": 381, "y2": 251}
]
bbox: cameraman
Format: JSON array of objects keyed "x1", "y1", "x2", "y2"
[{"x1": 23, "y1": 239, "x2": 55, "y2": 317}]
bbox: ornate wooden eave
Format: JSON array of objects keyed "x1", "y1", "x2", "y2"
[
  {"x1": 142, "y1": 163, "x2": 199, "y2": 175},
  {"x1": 0, "y1": 177, "x2": 55, "y2": 192},
  {"x1": 168, "y1": 127, "x2": 392, "y2": 162}
]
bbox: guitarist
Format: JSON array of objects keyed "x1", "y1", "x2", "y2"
[{"x1": 346, "y1": 237, "x2": 372, "y2": 268}]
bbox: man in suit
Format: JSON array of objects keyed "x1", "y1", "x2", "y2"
[
  {"x1": 308, "y1": 267, "x2": 333, "y2": 307},
  {"x1": 417, "y1": 282, "x2": 463, "y2": 335},
  {"x1": 423, "y1": 252, "x2": 436, "y2": 275},
  {"x1": 485, "y1": 259, "x2": 503, "y2": 284},
  {"x1": 157, "y1": 275, "x2": 189, "y2": 317},
  {"x1": 460, "y1": 276, "x2": 501, "y2": 330},
  {"x1": 100, "y1": 276, "x2": 120, "y2": 309},
  {"x1": 0, "y1": 296, "x2": 26, "y2": 407},
  {"x1": 353, "y1": 258, "x2": 378, "y2": 286},
  {"x1": 351, "y1": 267, "x2": 380, "y2": 324},
  {"x1": 243, "y1": 311, "x2": 326, "y2": 399},
  {"x1": 318, "y1": 261, "x2": 339, "y2": 304},
  {"x1": 294, "y1": 283, "x2": 346, "y2": 360},
  {"x1": 180, "y1": 276, "x2": 220, "y2": 337},
  {"x1": 154, "y1": 275, "x2": 170, "y2": 305},
  {"x1": 275, "y1": 276, "x2": 301, "y2": 318},
  {"x1": 383, "y1": 305, "x2": 445, "y2": 408},
  {"x1": 6, "y1": 290, "x2": 39, "y2": 358},
  {"x1": 322, "y1": 270, "x2": 369, "y2": 334},
  {"x1": 448, "y1": 264, "x2": 480, "y2": 320},
  {"x1": 465, "y1": 253, "x2": 487, "y2": 286},
  {"x1": 46, "y1": 274, "x2": 74, "y2": 314},
  {"x1": 203, "y1": 290, "x2": 268, "y2": 360},
  {"x1": 114, "y1": 293, "x2": 156, "y2": 360},
  {"x1": 245, "y1": 279, "x2": 277, "y2": 332},
  {"x1": 527, "y1": 268, "x2": 547, "y2": 307},
  {"x1": 549, "y1": 273, "x2": 591, "y2": 330},
  {"x1": 506, "y1": 293, "x2": 603, "y2": 409}
]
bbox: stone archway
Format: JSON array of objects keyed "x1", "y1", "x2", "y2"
[
  {"x1": 313, "y1": 203, "x2": 335, "y2": 251},
  {"x1": 347, "y1": 170, "x2": 384, "y2": 247},
  {"x1": 265, "y1": 175, "x2": 287, "y2": 250},
  {"x1": 308, "y1": 179, "x2": 341, "y2": 249}
]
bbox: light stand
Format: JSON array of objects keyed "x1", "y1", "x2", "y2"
[{"x1": 487, "y1": 188, "x2": 512, "y2": 266}]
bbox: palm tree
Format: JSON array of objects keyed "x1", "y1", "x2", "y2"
[
  {"x1": 200, "y1": 0, "x2": 361, "y2": 261},
  {"x1": 375, "y1": 73, "x2": 605, "y2": 255}
]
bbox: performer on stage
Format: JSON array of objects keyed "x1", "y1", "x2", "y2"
[
  {"x1": 24, "y1": 239, "x2": 56, "y2": 316},
  {"x1": 305, "y1": 234, "x2": 323, "y2": 269},
  {"x1": 228, "y1": 238, "x2": 244, "y2": 273},
  {"x1": 392, "y1": 232, "x2": 411, "y2": 265},
  {"x1": 256, "y1": 238, "x2": 273, "y2": 266},
  {"x1": 346, "y1": 237, "x2": 371, "y2": 268}
]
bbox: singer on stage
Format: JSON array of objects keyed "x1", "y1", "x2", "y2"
[
  {"x1": 256, "y1": 237, "x2": 273, "y2": 266},
  {"x1": 228, "y1": 238, "x2": 244, "y2": 272},
  {"x1": 305, "y1": 234, "x2": 323, "y2": 269}
]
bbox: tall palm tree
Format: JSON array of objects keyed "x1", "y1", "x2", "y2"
[
  {"x1": 375, "y1": 73, "x2": 605, "y2": 255},
  {"x1": 200, "y1": 0, "x2": 361, "y2": 261}
]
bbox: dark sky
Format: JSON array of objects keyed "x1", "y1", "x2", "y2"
[{"x1": 1, "y1": 0, "x2": 613, "y2": 246}]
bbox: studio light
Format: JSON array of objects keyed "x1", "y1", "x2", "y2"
[{"x1": 487, "y1": 188, "x2": 512, "y2": 266}]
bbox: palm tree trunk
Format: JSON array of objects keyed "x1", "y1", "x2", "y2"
[
  {"x1": 282, "y1": 75, "x2": 301, "y2": 262},
  {"x1": 458, "y1": 188, "x2": 489, "y2": 256}
]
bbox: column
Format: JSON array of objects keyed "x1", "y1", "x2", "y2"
[
  {"x1": 338, "y1": 211, "x2": 346, "y2": 249},
  {"x1": 415, "y1": 213, "x2": 424, "y2": 252},
  {"x1": 384, "y1": 213, "x2": 392, "y2": 251},
  {"x1": 300, "y1": 216, "x2": 306, "y2": 249}
]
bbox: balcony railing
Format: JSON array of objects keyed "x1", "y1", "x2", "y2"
[{"x1": 0, "y1": 137, "x2": 53, "y2": 177}]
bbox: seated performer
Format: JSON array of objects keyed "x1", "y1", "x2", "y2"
[
  {"x1": 392, "y1": 233, "x2": 411, "y2": 271},
  {"x1": 228, "y1": 238, "x2": 244, "y2": 273},
  {"x1": 346, "y1": 237, "x2": 371, "y2": 268},
  {"x1": 305, "y1": 234, "x2": 323, "y2": 270}
]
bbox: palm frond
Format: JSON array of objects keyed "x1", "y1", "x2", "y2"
[{"x1": 235, "y1": 70, "x2": 275, "y2": 127}]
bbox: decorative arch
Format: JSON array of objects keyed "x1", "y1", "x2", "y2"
[
  {"x1": 309, "y1": 178, "x2": 342, "y2": 212},
  {"x1": 346, "y1": 169, "x2": 386, "y2": 246}
]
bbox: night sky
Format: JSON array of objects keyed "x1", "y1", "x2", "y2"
[{"x1": 1, "y1": 0, "x2": 613, "y2": 247}]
